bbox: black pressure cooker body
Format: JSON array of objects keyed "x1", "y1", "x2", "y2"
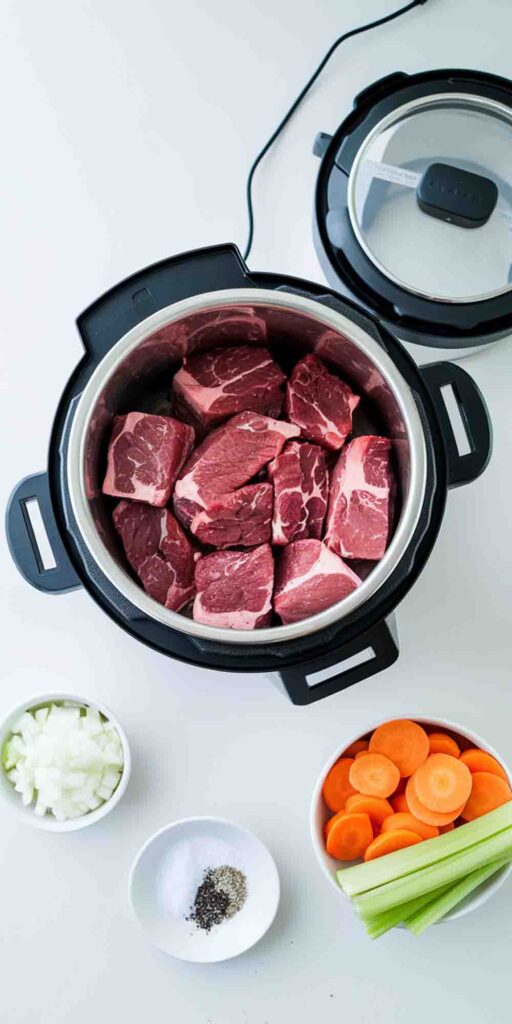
[{"x1": 6, "y1": 245, "x2": 492, "y2": 705}]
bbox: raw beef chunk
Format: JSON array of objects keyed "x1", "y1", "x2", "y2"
[
  {"x1": 268, "y1": 441, "x2": 328, "y2": 545},
  {"x1": 193, "y1": 544, "x2": 274, "y2": 629},
  {"x1": 284, "y1": 354, "x2": 359, "y2": 451},
  {"x1": 103, "y1": 412, "x2": 194, "y2": 507},
  {"x1": 188, "y1": 311, "x2": 267, "y2": 351},
  {"x1": 273, "y1": 540, "x2": 361, "y2": 624},
  {"x1": 173, "y1": 411, "x2": 299, "y2": 528},
  {"x1": 172, "y1": 345, "x2": 286, "y2": 433},
  {"x1": 189, "y1": 483, "x2": 273, "y2": 549},
  {"x1": 324, "y1": 435, "x2": 393, "y2": 560},
  {"x1": 113, "y1": 500, "x2": 196, "y2": 611}
]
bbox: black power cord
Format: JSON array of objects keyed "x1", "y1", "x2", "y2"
[{"x1": 242, "y1": 0, "x2": 430, "y2": 261}]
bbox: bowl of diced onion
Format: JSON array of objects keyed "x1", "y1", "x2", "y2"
[{"x1": 0, "y1": 693, "x2": 130, "y2": 831}]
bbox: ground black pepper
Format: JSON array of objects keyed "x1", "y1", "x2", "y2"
[
  {"x1": 187, "y1": 865, "x2": 247, "y2": 932},
  {"x1": 188, "y1": 870, "x2": 230, "y2": 932}
]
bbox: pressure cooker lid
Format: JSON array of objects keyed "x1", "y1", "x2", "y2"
[{"x1": 314, "y1": 69, "x2": 512, "y2": 345}]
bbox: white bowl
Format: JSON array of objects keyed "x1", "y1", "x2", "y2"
[
  {"x1": 310, "y1": 715, "x2": 512, "y2": 924},
  {"x1": 0, "y1": 692, "x2": 131, "y2": 832},
  {"x1": 129, "y1": 817, "x2": 280, "y2": 962}
]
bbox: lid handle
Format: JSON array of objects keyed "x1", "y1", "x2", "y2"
[{"x1": 417, "y1": 163, "x2": 498, "y2": 229}]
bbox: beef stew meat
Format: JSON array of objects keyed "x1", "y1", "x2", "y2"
[
  {"x1": 193, "y1": 544, "x2": 274, "y2": 629},
  {"x1": 103, "y1": 412, "x2": 194, "y2": 507},
  {"x1": 273, "y1": 540, "x2": 362, "y2": 625},
  {"x1": 112, "y1": 500, "x2": 196, "y2": 611},
  {"x1": 102, "y1": 343, "x2": 396, "y2": 628},
  {"x1": 173, "y1": 411, "x2": 299, "y2": 529},
  {"x1": 324, "y1": 436, "x2": 393, "y2": 561},
  {"x1": 172, "y1": 344, "x2": 286, "y2": 434},
  {"x1": 284, "y1": 354, "x2": 360, "y2": 450},
  {"x1": 188, "y1": 482, "x2": 273, "y2": 549},
  {"x1": 268, "y1": 440, "x2": 329, "y2": 546}
]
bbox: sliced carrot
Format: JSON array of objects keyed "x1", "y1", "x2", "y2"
[
  {"x1": 369, "y1": 719, "x2": 429, "y2": 778},
  {"x1": 322, "y1": 758, "x2": 357, "y2": 812},
  {"x1": 392, "y1": 792, "x2": 409, "y2": 813},
  {"x1": 460, "y1": 748, "x2": 508, "y2": 781},
  {"x1": 413, "y1": 753, "x2": 472, "y2": 812},
  {"x1": 428, "y1": 732, "x2": 460, "y2": 758},
  {"x1": 343, "y1": 739, "x2": 369, "y2": 758},
  {"x1": 380, "y1": 811, "x2": 439, "y2": 840},
  {"x1": 439, "y1": 821, "x2": 455, "y2": 833},
  {"x1": 355, "y1": 749, "x2": 371, "y2": 760},
  {"x1": 324, "y1": 811, "x2": 346, "y2": 840},
  {"x1": 325, "y1": 812, "x2": 373, "y2": 861},
  {"x1": 345, "y1": 794, "x2": 394, "y2": 829},
  {"x1": 349, "y1": 753, "x2": 400, "y2": 798},
  {"x1": 461, "y1": 771, "x2": 512, "y2": 821},
  {"x1": 405, "y1": 775, "x2": 465, "y2": 826},
  {"x1": 363, "y1": 829, "x2": 422, "y2": 862}
]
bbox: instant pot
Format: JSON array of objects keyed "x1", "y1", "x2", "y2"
[{"x1": 6, "y1": 244, "x2": 492, "y2": 704}]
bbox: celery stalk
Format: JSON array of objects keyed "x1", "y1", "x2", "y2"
[
  {"x1": 357, "y1": 881, "x2": 451, "y2": 924},
  {"x1": 405, "y1": 856, "x2": 512, "y2": 936},
  {"x1": 337, "y1": 802, "x2": 512, "y2": 897},
  {"x1": 352, "y1": 828, "x2": 512, "y2": 917},
  {"x1": 363, "y1": 884, "x2": 453, "y2": 939}
]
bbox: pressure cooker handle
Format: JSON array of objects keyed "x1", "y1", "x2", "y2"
[
  {"x1": 6, "y1": 473, "x2": 81, "y2": 594},
  {"x1": 420, "y1": 362, "x2": 492, "y2": 488},
  {"x1": 276, "y1": 618, "x2": 399, "y2": 706},
  {"x1": 77, "y1": 243, "x2": 255, "y2": 359}
]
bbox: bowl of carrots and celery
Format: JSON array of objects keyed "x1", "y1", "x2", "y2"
[{"x1": 310, "y1": 717, "x2": 512, "y2": 937}]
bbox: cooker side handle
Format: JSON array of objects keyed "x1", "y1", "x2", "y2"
[
  {"x1": 276, "y1": 618, "x2": 399, "y2": 706},
  {"x1": 420, "y1": 362, "x2": 492, "y2": 488},
  {"x1": 6, "y1": 473, "x2": 81, "y2": 594},
  {"x1": 76, "y1": 244, "x2": 255, "y2": 359}
]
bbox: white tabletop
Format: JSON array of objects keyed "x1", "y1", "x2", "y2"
[{"x1": 2, "y1": 1, "x2": 512, "y2": 1021}]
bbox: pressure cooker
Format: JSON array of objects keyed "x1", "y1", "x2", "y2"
[{"x1": 6, "y1": 244, "x2": 492, "y2": 704}]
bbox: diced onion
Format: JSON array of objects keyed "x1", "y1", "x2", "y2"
[{"x1": 2, "y1": 702, "x2": 124, "y2": 821}]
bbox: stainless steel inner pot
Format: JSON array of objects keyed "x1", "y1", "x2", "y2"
[{"x1": 67, "y1": 289, "x2": 427, "y2": 644}]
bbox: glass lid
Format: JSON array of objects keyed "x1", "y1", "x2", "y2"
[{"x1": 348, "y1": 94, "x2": 512, "y2": 303}]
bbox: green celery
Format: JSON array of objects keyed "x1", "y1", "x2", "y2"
[
  {"x1": 363, "y1": 884, "x2": 453, "y2": 939},
  {"x1": 337, "y1": 802, "x2": 512, "y2": 897},
  {"x1": 352, "y1": 828, "x2": 512, "y2": 917},
  {"x1": 405, "y1": 856, "x2": 512, "y2": 936}
]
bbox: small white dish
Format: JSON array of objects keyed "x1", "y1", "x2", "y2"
[
  {"x1": 129, "y1": 817, "x2": 280, "y2": 962},
  {"x1": 310, "y1": 715, "x2": 512, "y2": 923},
  {"x1": 0, "y1": 692, "x2": 131, "y2": 832}
]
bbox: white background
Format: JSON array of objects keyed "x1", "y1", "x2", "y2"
[{"x1": 1, "y1": 1, "x2": 512, "y2": 1021}]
